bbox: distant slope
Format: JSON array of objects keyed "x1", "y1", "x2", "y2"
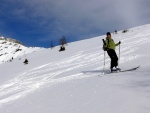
[{"x1": 0, "y1": 36, "x2": 43, "y2": 64}]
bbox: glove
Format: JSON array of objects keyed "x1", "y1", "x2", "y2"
[{"x1": 118, "y1": 41, "x2": 121, "y2": 44}]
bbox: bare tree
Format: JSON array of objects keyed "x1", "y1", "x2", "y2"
[
  {"x1": 59, "y1": 36, "x2": 67, "y2": 46},
  {"x1": 50, "y1": 41, "x2": 54, "y2": 49},
  {"x1": 59, "y1": 36, "x2": 67, "y2": 52}
]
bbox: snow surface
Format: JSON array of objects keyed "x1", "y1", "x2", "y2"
[
  {"x1": 0, "y1": 37, "x2": 43, "y2": 64},
  {"x1": 0, "y1": 24, "x2": 150, "y2": 113}
]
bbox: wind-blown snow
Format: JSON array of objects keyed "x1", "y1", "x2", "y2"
[{"x1": 0, "y1": 24, "x2": 150, "y2": 113}]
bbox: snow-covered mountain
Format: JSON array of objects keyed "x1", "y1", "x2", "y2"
[
  {"x1": 0, "y1": 36, "x2": 42, "y2": 64},
  {"x1": 0, "y1": 24, "x2": 150, "y2": 113}
]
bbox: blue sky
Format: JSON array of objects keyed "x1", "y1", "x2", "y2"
[{"x1": 0, "y1": 0, "x2": 150, "y2": 48}]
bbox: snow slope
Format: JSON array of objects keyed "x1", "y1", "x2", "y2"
[
  {"x1": 0, "y1": 24, "x2": 150, "y2": 113},
  {"x1": 0, "y1": 36, "x2": 43, "y2": 64}
]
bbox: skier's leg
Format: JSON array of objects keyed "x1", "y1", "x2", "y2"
[
  {"x1": 113, "y1": 51, "x2": 118, "y2": 67},
  {"x1": 112, "y1": 50, "x2": 121, "y2": 70},
  {"x1": 107, "y1": 50, "x2": 115, "y2": 71}
]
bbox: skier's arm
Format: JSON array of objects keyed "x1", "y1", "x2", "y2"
[{"x1": 115, "y1": 41, "x2": 121, "y2": 46}]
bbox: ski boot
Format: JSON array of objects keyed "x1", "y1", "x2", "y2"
[
  {"x1": 110, "y1": 67, "x2": 118, "y2": 73},
  {"x1": 115, "y1": 66, "x2": 121, "y2": 71}
]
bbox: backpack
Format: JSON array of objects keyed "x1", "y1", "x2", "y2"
[
  {"x1": 102, "y1": 39, "x2": 109, "y2": 51},
  {"x1": 103, "y1": 45, "x2": 108, "y2": 51}
]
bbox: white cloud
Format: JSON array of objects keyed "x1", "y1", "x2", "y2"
[
  {"x1": 1, "y1": 0, "x2": 150, "y2": 42},
  {"x1": 24, "y1": 0, "x2": 149, "y2": 27}
]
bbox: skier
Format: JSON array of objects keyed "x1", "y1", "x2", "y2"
[
  {"x1": 103, "y1": 32, "x2": 121, "y2": 72},
  {"x1": 23, "y1": 58, "x2": 28, "y2": 64}
]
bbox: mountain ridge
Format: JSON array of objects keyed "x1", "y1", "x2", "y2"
[
  {"x1": 0, "y1": 36, "x2": 42, "y2": 64},
  {"x1": 0, "y1": 36, "x2": 24, "y2": 46}
]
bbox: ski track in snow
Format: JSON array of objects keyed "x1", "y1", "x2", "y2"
[
  {"x1": 0, "y1": 48, "x2": 103, "y2": 106},
  {"x1": 0, "y1": 31, "x2": 150, "y2": 106}
]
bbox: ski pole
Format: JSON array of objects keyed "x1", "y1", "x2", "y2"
[
  {"x1": 103, "y1": 51, "x2": 106, "y2": 74},
  {"x1": 118, "y1": 44, "x2": 120, "y2": 66},
  {"x1": 102, "y1": 39, "x2": 106, "y2": 74}
]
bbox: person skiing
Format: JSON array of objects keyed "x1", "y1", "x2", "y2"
[{"x1": 103, "y1": 32, "x2": 121, "y2": 72}]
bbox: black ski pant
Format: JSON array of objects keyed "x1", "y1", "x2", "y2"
[{"x1": 107, "y1": 49, "x2": 118, "y2": 68}]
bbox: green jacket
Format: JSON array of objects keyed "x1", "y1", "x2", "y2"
[{"x1": 105, "y1": 37, "x2": 119, "y2": 50}]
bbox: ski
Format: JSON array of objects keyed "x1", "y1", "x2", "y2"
[
  {"x1": 120, "y1": 65, "x2": 140, "y2": 72},
  {"x1": 105, "y1": 65, "x2": 140, "y2": 75}
]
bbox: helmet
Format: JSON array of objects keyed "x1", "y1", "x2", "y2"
[{"x1": 106, "y1": 32, "x2": 111, "y2": 36}]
